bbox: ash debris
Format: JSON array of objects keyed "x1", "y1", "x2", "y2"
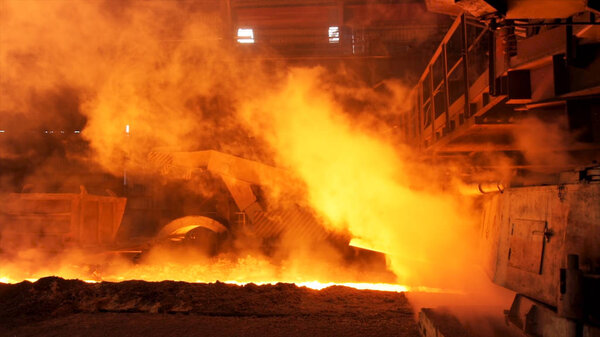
[{"x1": 0, "y1": 277, "x2": 419, "y2": 337}]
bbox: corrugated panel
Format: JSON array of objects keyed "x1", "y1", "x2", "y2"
[
  {"x1": 248, "y1": 205, "x2": 330, "y2": 243},
  {"x1": 251, "y1": 210, "x2": 281, "y2": 238}
]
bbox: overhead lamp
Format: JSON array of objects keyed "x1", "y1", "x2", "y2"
[
  {"x1": 329, "y1": 26, "x2": 340, "y2": 43},
  {"x1": 237, "y1": 28, "x2": 255, "y2": 44}
]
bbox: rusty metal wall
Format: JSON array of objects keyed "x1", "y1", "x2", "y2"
[
  {"x1": 479, "y1": 183, "x2": 600, "y2": 307},
  {"x1": 0, "y1": 193, "x2": 126, "y2": 250}
]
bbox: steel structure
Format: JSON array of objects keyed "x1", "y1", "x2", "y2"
[
  {"x1": 409, "y1": 2, "x2": 600, "y2": 336},
  {"x1": 402, "y1": 6, "x2": 600, "y2": 187}
]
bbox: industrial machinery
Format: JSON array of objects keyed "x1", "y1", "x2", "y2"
[
  {"x1": 0, "y1": 189, "x2": 126, "y2": 254},
  {"x1": 479, "y1": 167, "x2": 600, "y2": 336},
  {"x1": 145, "y1": 149, "x2": 333, "y2": 247},
  {"x1": 143, "y1": 150, "x2": 387, "y2": 270},
  {"x1": 0, "y1": 150, "x2": 387, "y2": 276},
  {"x1": 408, "y1": 1, "x2": 600, "y2": 336}
]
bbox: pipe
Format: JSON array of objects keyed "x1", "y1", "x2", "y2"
[
  {"x1": 478, "y1": 182, "x2": 505, "y2": 194},
  {"x1": 459, "y1": 182, "x2": 505, "y2": 195}
]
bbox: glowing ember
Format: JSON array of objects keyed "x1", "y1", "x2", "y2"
[{"x1": 0, "y1": 274, "x2": 454, "y2": 294}]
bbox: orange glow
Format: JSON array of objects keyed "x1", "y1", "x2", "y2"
[
  {"x1": 0, "y1": 252, "x2": 428, "y2": 292},
  {"x1": 0, "y1": 275, "x2": 411, "y2": 293},
  {"x1": 1, "y1": 272, "x2": 455, "y2": 295},
  {"x1": 0, "y1": 0, "x2": 480, "y2": 294},
  {"x1": 240, "y1": 68, "x2": 478, "y2": 288}
]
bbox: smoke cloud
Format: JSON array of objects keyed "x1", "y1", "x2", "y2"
[{"x1": 2, "y1": 0, "x2": 480, "y2": 290}]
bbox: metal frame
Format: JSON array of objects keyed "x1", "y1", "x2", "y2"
[{"x1": 411, "y1": 14, "x2": 491, "y2": 150}]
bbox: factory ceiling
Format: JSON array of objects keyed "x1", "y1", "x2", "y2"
[{"x1": 221, "y1": 0, "x2": 452, "y2": 60}]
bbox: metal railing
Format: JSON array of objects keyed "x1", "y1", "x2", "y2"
[{"x1": 407, "y1": 14, "x2": 491, "y2": 150}]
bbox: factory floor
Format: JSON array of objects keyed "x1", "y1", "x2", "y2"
[
  {"x1": 0, "y1": 277, "x2": 420, "y2": 337},
  {"x1": 1, "y1": 312, "x2": 420, "y2": 337}
]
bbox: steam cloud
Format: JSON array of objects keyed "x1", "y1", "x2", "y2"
[{"x1": 1, "y1": 0, "x2": 481, "y2": 289}]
